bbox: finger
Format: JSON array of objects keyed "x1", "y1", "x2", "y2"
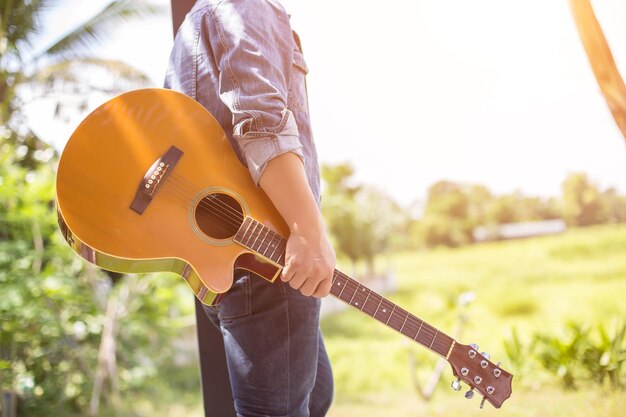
[
  {"x1": 281, "y1": 262, "x2": 296, "y2": 282},
  {"x1": 299, "y1": 276, "x2": 321, "y2": 297},
  {"x1": 288, "y1": 271, "x2": 308, "y2": 290},
  {"x1": 312, "y1": 277, "x2": 332, "y2": 298}
]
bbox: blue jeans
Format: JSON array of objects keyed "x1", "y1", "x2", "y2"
[{"x1": 204, "y1": 272, "x2": 333, "y2": 417}]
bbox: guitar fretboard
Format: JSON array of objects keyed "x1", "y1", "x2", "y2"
[{"x1": 233, "y1": 217, "x2": 455, "y2": 358}]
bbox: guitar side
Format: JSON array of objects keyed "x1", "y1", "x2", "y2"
[{"x1": 56, "y1": 88, "x2": 288, "y2": 303}]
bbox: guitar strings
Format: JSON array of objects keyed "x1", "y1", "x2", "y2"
[
  {"x1": 163, "y1": 172, "x2": 248, "y2": 223},
  {"x1": 158, "y1": 180, "x2": 242, "y2": 235},
  {"x1": 157, "y1": 174, "x2": 245, "y2": 230},
  {"x1": 330, "y1": 269, "x2": 451, "y2": 353}
]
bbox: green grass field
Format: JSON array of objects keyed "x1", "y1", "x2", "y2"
[
  {"x1": 122, "y1": 224, "x2": 625, "y2": 416},
  {"x1": 321, "y1": 224, "x2": 626, "y2": 416}
]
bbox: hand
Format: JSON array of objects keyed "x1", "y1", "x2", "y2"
[{"x1": 281, "y1": 223, "x2": 336, "y2": 298}]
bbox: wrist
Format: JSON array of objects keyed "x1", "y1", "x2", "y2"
[{"x1": 288, "y1": 214, "x2": 326, "y2": 238}]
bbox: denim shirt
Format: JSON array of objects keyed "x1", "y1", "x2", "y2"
[{"x1": 164, "y1": 0, "x2": 320, "y2": 203}]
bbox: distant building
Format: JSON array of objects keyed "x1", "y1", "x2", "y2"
[{"x1": 473, "y1": 219, "x2": 567, "y2": 242}]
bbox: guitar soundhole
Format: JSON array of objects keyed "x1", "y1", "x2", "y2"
[{"x1": 194, "y1": 192, "x2": 244, "y2": 240}]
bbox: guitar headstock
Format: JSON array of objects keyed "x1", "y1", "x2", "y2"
[{"x1": 447, "y1": 342, "x2": 513, "y2": 409}]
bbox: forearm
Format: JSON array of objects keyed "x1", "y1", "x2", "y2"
[{"x1": 258, "y1": 152, "x2": 324, "y2": 235}]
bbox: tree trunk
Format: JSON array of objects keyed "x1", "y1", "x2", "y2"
[
  {"x1": 569, "y1": 0, "x2": 626, "y2": 144},
  {"x1": 89, "y1": 292, "x2": 120, "y2": 416}
]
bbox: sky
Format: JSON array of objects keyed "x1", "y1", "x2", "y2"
[{"x1": 27, "y1": 0, "x2": 626, "y2": 207}]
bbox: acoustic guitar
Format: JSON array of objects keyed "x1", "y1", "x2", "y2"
[{"x1": 55, "y1": 88, "x2": 512, "y2": 408}]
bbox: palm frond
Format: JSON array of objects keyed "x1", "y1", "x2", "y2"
[
  {"x1": 20, "y1": 57, "x2": 152, "y2": 107},
  {"x1": 26, "y1": 57, "x2": 151, "y2": 85},
  {"x1": 34, "y1": 0, "x2": 166, "y2": 62}
]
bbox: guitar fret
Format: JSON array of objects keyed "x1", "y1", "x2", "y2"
[
  {"x1": 238, "y1": 217, "x2": 252, "y2": 243},
  {"x1": 385, "y1": 305, "x2": 396, "y2": 325},
  {"x1": 347, "y1": 282, "x2": 368, "y2": 309},
  {"x1": 338, "y1": 278, "x2": 359, "y2": 304},
  {"x1": 429, "y1": 331, "x2": 439, "y2": 349},
  {"x1": 399, "y1": 313, "x2": 409, "y2": 333},
  {"x1": 276, "y1": 249, "x2": 285, "y2": 265},
  {"x1": 387, "y1": 308, "x2": 408, "y2": 332},
  {"x1": 260, "y1": 227, "x2": 271, "y2": 256},
  {"x1": 361, "y1": 289, "x2": 372, "y2": 312},
  {"x1": 361, "y1": 290, "x2": 381, "y2": 316},
  {"x1": 251, "y1": 223, "x2": 262, "y2": 250},
  {"x1": 374, "y1": 299, "x2": 393, "y2": 323},
  {"x1": 245, "y1": 221, "x2": 258, "y2": 247},
  {"x1": 389, "y1": 307, "x2": 409, "y2": 331},
  {"x1": 373, "y1": 297, "x2": 384, "y2": 318},
  {"x1": 351, "y1": 286, "x2": 369, "y2": 309},
  {"x1": 415, "y1": 321, "x2": 424, "y2": 341},
  {"x1": 347, "y1": 283, "x2": 359, "y2": 305},
  {"x1": 401, "y1": 315, "x2": 421, "y2": 339},
  {"x1": 417, "y1": 323, "x2": 437, "y2": 347},
  {"x1": 269, "y1": 233, "x2": 279, "y2": 260},
  {"x1": 335, "y1": 274, "x2": 347, "y2": 298}
]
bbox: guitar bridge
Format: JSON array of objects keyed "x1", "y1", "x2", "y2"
[{"x1": 130, "y1": 145, "x2": 183, "y2": 214}]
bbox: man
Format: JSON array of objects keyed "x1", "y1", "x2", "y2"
[{"x1": 164, "y1": 1, "x2": 335, "y2": 416}]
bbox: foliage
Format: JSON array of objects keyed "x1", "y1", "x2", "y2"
[
  {"x1": 321, "y1": 163, "x2": 409, "y2": 275},
  {"x1": 503, "y1": 321, "x2": 626, "y2": 391},
  {"x1": 502, "y1": 327, "x2": 539, "y2": 387},
  {"x1": 535, "y1": 323, "x2": 592, "y2": 390},
  {"x1": 582, "y1": 319, "x2": 626, "y2": 389},
  {"x1": 561, "y1": 172, "x2": 607, "y2": 226},
  {"x1": 0, "y1": 139, "x2": 98, "y2": 414},
  {"x1": 0, "y1": 138, "x2": 197, "y2": 415}
]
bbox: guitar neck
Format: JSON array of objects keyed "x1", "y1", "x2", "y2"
[{"x1": 234, "y1": 217, "x2": 456, "y2": 358}]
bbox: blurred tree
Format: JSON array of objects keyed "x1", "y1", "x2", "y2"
[
  {"x1": 321, "y1": 163, "x2": 362, "y2": 269},
  {"x1": 569, "y1": 0, "x2": 626, "y2": 144},
  {"x1": 466, "y1": 184, "x2": 493, "y2": 226},
  {"x1": 561, "y1": 172, "x2": 606, "y2": 226},
  {"x1": 602, "y1": 188, "x2": 626, "y2": 223},
  {"x1": 412, "y1": 180, "x2": 565, "y2": 247},
  {"x1": 321, "y1": 163, "x2": 408, "y2": 277},
  {"x1": 417, "y1": 181, "x2": 473, "y2": 248},
  {"x1": 487, "y1": 194, "x2": 519, "y2": 225},
  {"x1": 486, "y1": 192, "x2": 561, "y2": 225}
]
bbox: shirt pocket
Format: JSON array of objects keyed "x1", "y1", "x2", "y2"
[{"x1": 288, "y1": 48, "x2": 310, "y2": 114}]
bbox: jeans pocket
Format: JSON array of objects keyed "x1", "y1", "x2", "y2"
[{"x1": 216, "y1": 274, "x2": 252, "y2": 321}]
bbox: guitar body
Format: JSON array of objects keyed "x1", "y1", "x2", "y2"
[{"x1": 56, "y1": 88, "x2": 286, "y2": 304}]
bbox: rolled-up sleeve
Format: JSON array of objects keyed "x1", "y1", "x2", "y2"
[{"x1": 206, "y1": 0, "x2": 303, "y2": 185}]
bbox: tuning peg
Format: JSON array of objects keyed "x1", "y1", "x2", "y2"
[
  {"x1": 470, "y1": 343, "x2": 479, "y2": 351},
  {"x1": 480, "y1": 396, "x2": 487, "y2": 409},
  {"x1": 451, "y1": 378, "x2": 462, "y2": 391},
  {"x1": 481, "y1": 352, "x2": 490, "y2": 360},
  {"x1": 465, "y1": 388, "x2": 475, "y2": 399}
]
